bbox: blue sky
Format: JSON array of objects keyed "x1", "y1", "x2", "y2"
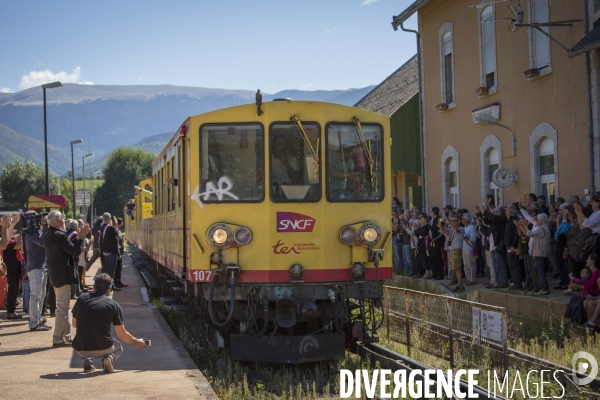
[{"x1": 0, "y1": 0, "x2": 417, "y2": 94}]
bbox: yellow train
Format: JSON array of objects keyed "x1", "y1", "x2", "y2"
[{"x1": 125, "y1": 98, "x2": 392, "y2": 363}]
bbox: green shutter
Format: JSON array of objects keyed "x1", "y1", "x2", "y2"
[{"x1": 390, "y1": 94, "x2": 421, "y2": 176}]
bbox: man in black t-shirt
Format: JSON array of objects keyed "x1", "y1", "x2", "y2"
[{"x1": 71, "y1": 273, "x2": 146, "y2": 373}]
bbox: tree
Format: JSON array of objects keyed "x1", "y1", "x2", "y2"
[
  {"x1": 59, "y1": 178, "x2": 74, "y2": 218},
  {"x1": 94, "y1": 146, "x2": 154, "y2": 218},
  {"x1": 0, "y1": 160, "x2": 60, "y2": 208}
]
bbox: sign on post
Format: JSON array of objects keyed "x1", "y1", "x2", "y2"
[
  {"x1": 480, "y1": 310, "x2": 504, "y2": 342},
  {"x1": 75, "y1": 190, "x2": 91, "y2": 207},
  {"x1": 28, "y1": 195, "x2": 67, "y2": 209}
]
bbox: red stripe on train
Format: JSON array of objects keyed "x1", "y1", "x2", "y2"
[{"x1": 186, "y1": 267, "x2": 392, "y2": 283}]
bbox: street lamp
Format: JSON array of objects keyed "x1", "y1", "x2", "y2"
[
  {"x1": 83, "y1": 153, "x2": 94, "y2": 220},
  {"x1": 91, "y1": 169, "x2": 101, "y2": 221},
  {"x1": 42, "y1": 81, "x2": 63, "y2": 195},
  {"x1": 474, "y1": 114, "x2": 516, "y2": 157},
  {"x1": 70, "y1": 139, "x2": 84, "y2": 218}
]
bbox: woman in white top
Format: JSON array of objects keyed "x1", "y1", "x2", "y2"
[{"x1": 517, "y1": 211, "x2": 551, "y2": 294}]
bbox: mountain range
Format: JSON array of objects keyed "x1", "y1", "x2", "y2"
[{"x1": 0, "y1": 84, "x2": 375, "y2": 176}]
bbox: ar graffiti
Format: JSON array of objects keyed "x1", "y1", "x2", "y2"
[
  {"x1": 191, "y1": 176, "x2": 239, "y2": 209},
  {"x1": 272, "y1": 240, "x2": 301, "y2": 255}
]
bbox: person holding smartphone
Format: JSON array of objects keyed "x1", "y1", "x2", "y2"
[{"x1": 71, "y1": 273, "x2": 147, "y2": 373}]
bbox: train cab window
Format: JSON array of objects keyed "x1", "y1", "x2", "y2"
[
  {"x1": 269, "y1": 122, "x2": 321, "y2": 202},
  {"x1": 200, "y1": 124, "x2": 264, "y2": 204},
  {"x1": 326, "y1": 123, "x2": 384, "y2": 202}
]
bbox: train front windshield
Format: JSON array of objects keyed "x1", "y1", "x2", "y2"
[
  {"x1": 269, "y1": 122, "x2": 321, "y2": 202},
  {"x1": 200, "y1": 124, "x2": 265, "y2": 203},
  {"x1": 326, "y1": 123, "x2": 383, "y2": 202}
]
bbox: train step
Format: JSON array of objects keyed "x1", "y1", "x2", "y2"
[
  {"x1": 140, "y1": 272, "x2": 158, "y2": 289},
  {"x1": 159, "y1": 296, "x2": 178, "y2": 304},
  {"x1": 166, "y1": 279, "x2": 179, "y2": 284},
  {"x1": 171, "y1": 304, "x2": 191, "y2": 312},
  {"x1": 171, "y1": 286, "x2": 184, "y2": 292}
]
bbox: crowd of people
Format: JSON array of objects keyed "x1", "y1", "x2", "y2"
[
  {"x1": 391, "y1": 193, "x2": 600, "y2": 330},
  {"x1": 0, "y1": 208, "x2": 146, "y2": 373}
]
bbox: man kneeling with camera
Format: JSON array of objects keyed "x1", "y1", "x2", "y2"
[{"x1": 71, "y1": 273, "x2": 147, "y2": 373}]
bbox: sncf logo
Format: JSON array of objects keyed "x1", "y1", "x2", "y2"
[{"x1": 276, "y1": 212, "x2": 315, "y2": 233}]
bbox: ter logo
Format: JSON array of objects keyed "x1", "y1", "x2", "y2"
[{"x1": 276, "y1": 212, "x2": 315, "y2": 233}]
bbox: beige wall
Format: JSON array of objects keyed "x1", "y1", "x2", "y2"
[{"x1": 419, "y1": 0, "x2": 589, "y2": 209}]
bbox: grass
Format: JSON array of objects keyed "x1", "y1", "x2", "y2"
[
  {"x1": 378, "y1": 316, "x2": 600, "y2": 399},
  {"x1": 74, "y1": 179, "x2": 104, "y2": 190}
]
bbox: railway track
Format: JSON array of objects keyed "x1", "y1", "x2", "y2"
[{"x1": 356, "y1": 342, "x2": 503, "y2": 399}]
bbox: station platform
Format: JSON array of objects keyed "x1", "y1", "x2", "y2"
[{"x1": 0, "y1": 251, "x2": 217, "y2": 400}]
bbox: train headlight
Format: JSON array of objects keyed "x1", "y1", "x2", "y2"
[
  {"x1": 339, "y1": 226, "x2": 357, "y2": 244},
  {"x1": 359, "y1": 223, "x2": 381, "y2": 246},
  {"x1": 234, "y1": 227, "x2": 252, "y2": 245},
  {"x1": 208, "y1": 224, "x2": 232, "y2": 248}
]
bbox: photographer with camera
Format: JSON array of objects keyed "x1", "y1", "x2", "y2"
[
  {"x1": 22, "y1": 211, "x2": 53, "y2": 331},
  {"x1": 438, "y1": 215, "x2": 465, "y2": 292},
  {"x1": 44, "y1": 211, "x2": 91, "y2": 347}
]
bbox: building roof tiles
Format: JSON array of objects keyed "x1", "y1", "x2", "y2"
[{"x1": 354, "y1": 55, "x2": 419, "y2": 117}]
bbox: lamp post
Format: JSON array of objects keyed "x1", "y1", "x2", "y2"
[
  {"x1": 70, "y1": 139, "x2": 84, "y2": 218},
  {"x1": 91, "y1": 169, "x2": 101, "y2": 221},
  {"x1": 42, "y1": 81, "x2": 63, "y2": 195},
  {"x1": 83, "y1": 153, "x2": 94, "y2": 221}
]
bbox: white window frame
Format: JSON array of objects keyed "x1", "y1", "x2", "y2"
[
  {"x1": 439, "y1": 22, "x2": 456, "y2": 107},
  {"x1": 480, "y1": 135, "x2": 503, "y2": 206},
  {"x1": 528, "y1": 0, "x2": 552, "y2": 75},
  {"x1": 479, "y1": 3, "x2": 498, "y2": 91},
  {"x1": 442, "y1": 146, "x2": 460, "y2": 208},
  {"x1": 530, "y1": 123, "x2": 558, "y2": 196}
]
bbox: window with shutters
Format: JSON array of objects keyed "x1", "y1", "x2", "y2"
[
  {"x1": 529, "y1": 0, "x2": 551, "y2": 73},
  {"x1": 442, "y1": 146, "x2": 460, "y2": 208},
  {"x1": 440, "y1": 24, "x2": 455, "y2": 106},
  {"x1": 480, "y1": 6, "x2": 497, "y2": 89}
]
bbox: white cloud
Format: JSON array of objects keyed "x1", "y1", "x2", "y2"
[
  {"x1": 19, "y1": 67, "x2": 94, "y2": 90},
  {"x1": 325, "y1": 27, "x2": 337, "y2": 34},
  {"x1": 301, "y1": 83, "x2": 313, "y2": 89},
  {"x1": 0, "y1": 87, "x2": 13, "y2": 93},
  {"x1": 362, "y1": 0, "x2": 378, "y2": 4}
]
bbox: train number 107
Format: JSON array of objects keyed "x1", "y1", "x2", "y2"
[{"x1": 190, "y1": 270, "x2": 213, "y2": 282}]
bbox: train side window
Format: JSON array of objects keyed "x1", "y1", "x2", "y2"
[
  {"x1": 167, "y1": 161, "x2": 171, "y2": 212},
  {"x1": 269, "y1": 122, "x2": 321, "y2": 202},
  {"x1": 325, "y1": 123, "x2": 384, "y2": 202},
  {"x1": 200, "y1": 123, "x2": 264, "y2": 204},
  {"x1": 160, "y1": 167, "x2": 164, "y2": 214},
  {"x1": 171, "y1": 156, "x2": 176, "y2": 211}
]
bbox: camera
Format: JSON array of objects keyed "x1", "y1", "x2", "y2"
[{"x1": 21, "y1": 211, "x2": 48, "y2": 235}]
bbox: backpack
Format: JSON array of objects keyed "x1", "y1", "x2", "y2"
[{"x1": 576, "y1": 228, "x2": 599, "y2": 262}]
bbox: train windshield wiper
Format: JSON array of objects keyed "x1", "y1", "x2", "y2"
[
  {"x1": 290, "y1": 115, "x2": 320, "y2": 180},
  {"x1": 352, "y1": 116, "x2": 376, "y2": 182}
]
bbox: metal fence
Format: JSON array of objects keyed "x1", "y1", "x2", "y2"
[{"x1": 383, "y1": 286, "x2": 508, "y2": 371}]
